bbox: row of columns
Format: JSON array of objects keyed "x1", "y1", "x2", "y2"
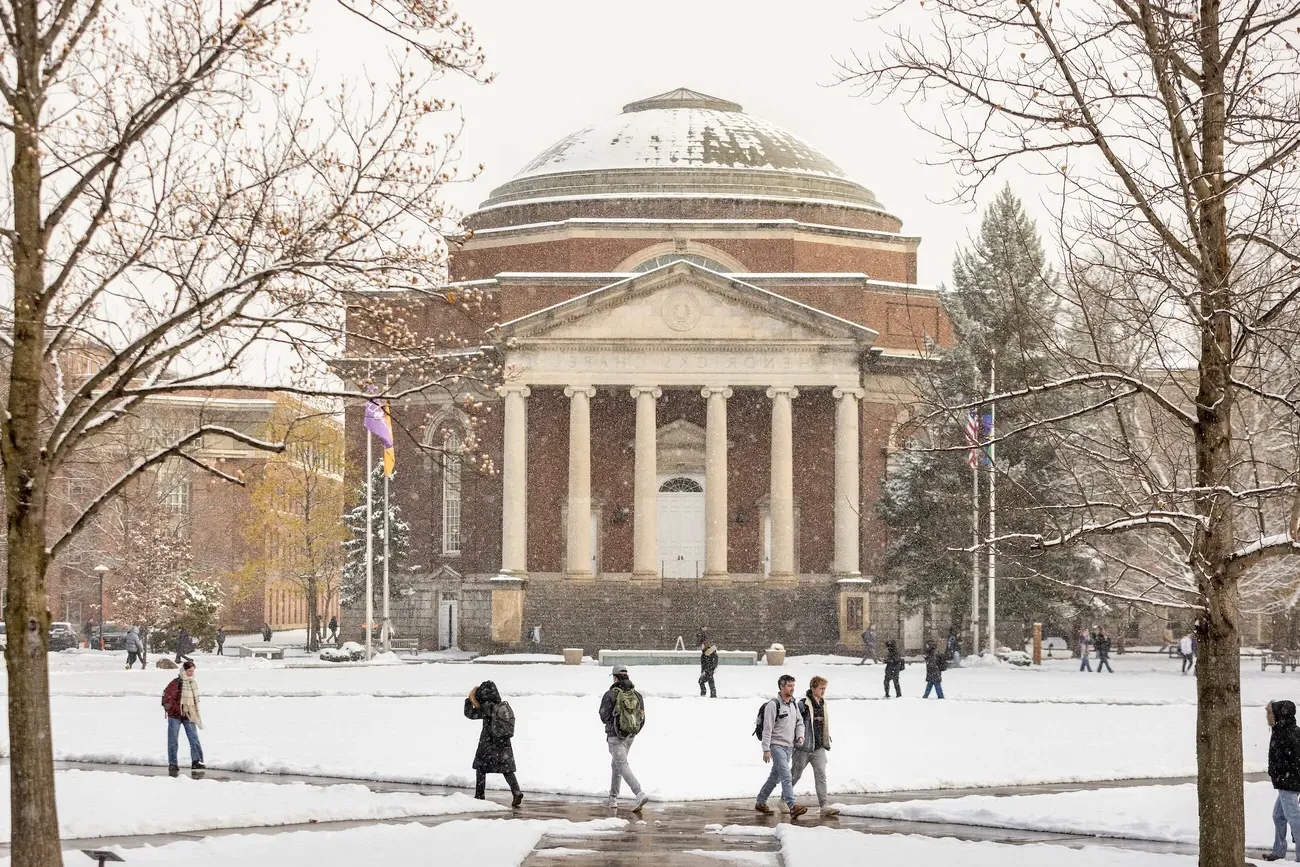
[{"x1": 498, "y1": 384, "x2": 865, "y2": 581}]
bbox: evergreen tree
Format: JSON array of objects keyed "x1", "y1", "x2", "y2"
[
  {"x1": 878, "y1": 186, "x2": 1095, "y2": 646},
  {"x1": 341, "y1": 467, "x2": 413, "y2": 613}
]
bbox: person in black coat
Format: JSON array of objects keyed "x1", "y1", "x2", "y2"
[
  {"x1": 1095, "y1": 629, "x2": 1113, "y2": 673},
  {"x1": 699, "y1": 635, "x2": 719, "y2": 698},
  {"x1": 464, "y1": 680, "x2": 523, "y2": 807},
  {"x1": 1266, "y1": 700, "x2": 1300, "y2": 861},
  {"x1": 883, "y1": 640, "x2": 905, "y2": 698},
  {"x1": 922, "y1": 640, "x2": 947, "y2": 699}
]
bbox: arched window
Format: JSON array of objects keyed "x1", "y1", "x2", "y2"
[
  {"x1": 442, "y1": 430, "x2": 462, "y2": 555},
  {"x1": 658, "y1": 477, "x2": 703, "y2": 493},
  {"x1": 632, "y1": 254, "x2": 732, "y2": 273}
]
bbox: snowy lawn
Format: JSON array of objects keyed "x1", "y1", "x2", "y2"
[
  {"x1": 836, "y1": 780, "x2": 1284, "y2": 848},
  {"x1": 8, "y1": 769, "x2": 502, "y2": 839},
  {"x1": 1, "y1": 818, "x2": 627, "y2": 867},
  {"x1": 777, "y1": 826, "x2": 1197, "y2": 866}
]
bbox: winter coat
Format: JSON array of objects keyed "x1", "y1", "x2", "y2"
[
  {"x1": 861, "y1": 628, "x2": 877, "y2": 652},
  {"x1": 464, "y1": 680, "x2": 516, "y2": 774},
  {"x1": 124, "y1": 628, "x2": 142, "y2": 654},
  {"x1": 795, "y1": 691, "x2": 832, "y2": 753},
  {"x1": 883, "y1": 644, "x2": 906, "y2": 677},
  {"x1": 946, "y1": 634, "x2": 959, "y2": 656},
  {"x1": 1179, "y1": 635, "x2": 1193, "y2": 656},
  {"x1": 176, "y1": 629, "x2": 191, "y2": 654},
  {"x1": 700, "y1": 644, "x2": 719, "y2": 675},
  {"x1": 216, "y1": 630, "x2": 225, "y2": 646},
  {"x1": 923, "y1": 644, "x2": 947, "y2": 683},
  {"x1": 759, "y1": 694, "x2": 805, "y2": 751},
  {"x1": 161, "y1": 676, "x2": 191, "y2": 721},
  {"x1": 1271, "y1": 701, "x2": 1300, "y2": 792},
  {"x1": 1095, "y1": 635, "x2": 1112, "y2": 659},
  {"x1": 599, "y1": 678, "x2": 644, "y2": 738}
]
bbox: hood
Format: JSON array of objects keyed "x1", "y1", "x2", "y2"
[
  {"x1": 885, "y1": 640, "x2": 897, "y2": 652},
  {"x1": 476, "y1": 680, "x2": 501, "y2": 705},
  {"x1": 924, "y1": 640, "x2": 936, "y2": 653},
  {"x1": 1274, "y1": 700, "x2": 1297, "y2": 726},
  {"x1": 613, "y1": 677, "x2": 636, "y2": 692},
  {"x1": 127, "y1": 626, "x2": 137, "y2": 634}
]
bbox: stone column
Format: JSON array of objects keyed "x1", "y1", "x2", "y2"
[
  {"x1": 766, "y1": 386, "x2": 799, "y2": 583},
  {"x1": 564, "y1": 385, "x2": 596, "y2": 582},
  {"x1": 499, "y1": 385, "x2": 531, "y2": 576},
  {"x1": 833, "y1": 387, "x2": 864, "y2": 577},
  {"x1": 630, "y1": 386, "x2": 662, "y2": 580},
  {"x1": 701, "y1": 386, "x2": 733, "y2": 580}
]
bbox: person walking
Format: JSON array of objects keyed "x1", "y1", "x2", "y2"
[
  {"x1": 699, "y1": 635, "x2": 719, "y2": 698},
  {"x1": 463, "y1": 680, "x2": 523, "y2": 808},
  {"x1": 174, "y1": 627, "x2": 193, "y2": 665},
  {"x1": 262, "y1": 622, "x2": 273, "y2": 643},
  {"x1": 922, "y1": 640, "x2": 946, "y2": 699},
  {"x1": 1265, "y1": 700, "x2": 1300, "y2": 861},
  {"x1": 1077, "y1": 627, "x2": 1092, "y2": 672},
  {"x1": 883, "y1": 640, "x2": 905, "y2": 698},
  {"x1": 328, "y1": 615, "x2": 339, "y2": 644},
  {"x1": 215, "y1": 628, "x2": 225, "y2": 657},
  {"x1": 1179, "y1": 632, "x2": 1195, "y2": 674},
  {"x1": 123, "y1": 626, "x2": 144, "y2": 670},
  {"x1": 792, "y1": 676, "x2": 838, "y2": 817},
  {"x1": 859, "y1": 625, "x2": 877, "y2": 665},
  {"x1": 161, "y1": 660, "x2": 205, "y2": 776},
  {"x1": 946, "y1": 628, "x2": 962, "y2": 668},
  {"x1": 599, "y1": 664, "x2": 649, "y2": 812},
  {"x1": 1095, "y1": 628, "x2": 1113, "y2": 673},
  {"x1": 755, "y1": 673, "x2": 808, "y2": 818}
]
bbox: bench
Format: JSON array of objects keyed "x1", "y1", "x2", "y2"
[
  {"x1": 389, "y1": 638, "x2": 419, "y2": 654},
  {"x1": 238, "y1": 643, "x2": 283, "y2": 660},
  {"x1": 1263, "y1": 650, "x2": 1300, "y2": 672},
  {"x1": 597, "y1": 649, "x2": 758, "y2": 667}
]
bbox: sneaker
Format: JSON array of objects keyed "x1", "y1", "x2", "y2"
[
  {"x1": 1261, "y1": 856, "x2": 1283, "y2": 862},
  {"x1": 603, "y1": 797, "x2": 618, "y2": 809},
  {"x1": 191, "y1": 761, "x2": 206, "y2": 770},
  {"x1": 632, "y1": 793, "x2": 650, "y2": 813},
  {"x1": 754, "y1": 803, "x2": 774, "y2": 815},
  {"x1": 167, "y1": 765, "x2": 179, "y2": 778},
  {"x1": 790, "y1": 804, "x2": 808, "y2": 820},
  {"x1": 821, "y1": 806, "x2": 840, "y2": 818},
  {"x1": 511, "y1": 791, "x2": 524, "y2": 809}
]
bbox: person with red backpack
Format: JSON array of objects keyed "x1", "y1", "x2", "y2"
[
  {"x1": 599, "y1": 664, "x2": 648, "y2": 812},
  {"x1": 464, "y1": 680, "x2": 523, "y2": 808},
  {"x1": 161, "y1": 659, "x2": 204, "y2": 777}
]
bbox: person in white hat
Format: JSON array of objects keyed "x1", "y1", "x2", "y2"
[{"x1": 598, "y1": 664, "x2": 649, "y2": 811}]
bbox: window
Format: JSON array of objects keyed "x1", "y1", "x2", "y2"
[
  {"x1": 632, "y1": 254, "x2": 732, "y2": 273},
  {"x1": 442, "y1": 431, "x2": 462, "y2": 555},
  {"x1": 846, "y1": 596, "x2": 865, "y2": 633},
  {"x1": 659, "y1": 477, "x2": 703, "y2": 493},
  {"x1": 164, "y1": 479, "x2": 190, "y2": 516}
]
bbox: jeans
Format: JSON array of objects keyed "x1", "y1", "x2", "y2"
[
  {"x1": 474, "y1": 770, "x2": 520, "y2": 799},
  {"x1": 1274, "y1": 790, "x2": 1300, "y2": 860},
  {"x1": 217, "y1": 644, "x2": 224, "y2": 656},
  {"x1": 1182, "y1": 653, "x2": 1195, "y2": 674},
  {"x1": 1079, "y1": 654, "x2": 1092, "y2": 672},
  {"x1": 757, "y1": 744, "x2": 796, "y2": 809},
  {"x1": 166, "y1": 718, "x2": 203, "y2": 767},
  {"x1": 791, "y1": 747, "x2": 828, "y2": 807},
  {"x1": 607, "y1": 736, "x2": 642, "y2": 799},
  {"x1": 884, "y1": 672, "x2": 901, "y2": 697},
  {"x1": 699, "y1": 671, "x2": 716, "y2": 697},
  {"x1": 923, "y1": 681, "x2": 944, "y2": 699},
  {"x1": 1097, "y1": 656, "x2": 1113, "y2": 673}
]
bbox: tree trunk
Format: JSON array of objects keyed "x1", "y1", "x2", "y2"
[
  {"x1": 307, "y1": 575, "x2": 319, "y2": 652},
  {"x1": 1196, "y1": 570, "x2": 1244, "y2": 867}
]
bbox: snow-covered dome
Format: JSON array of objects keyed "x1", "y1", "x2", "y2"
[{"x1": 478, "y1": 88, "x2": 886, "y2": 212}]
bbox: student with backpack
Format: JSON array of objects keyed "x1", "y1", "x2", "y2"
[
  {"x1": 161, "y1": 659, "x2": 205, "y2": 777},
  {"x1": 599, "y1": 664, "x2": 649, "y2": 812},
  {"x1": 699, "y1": 635, "x2": 719, "y2": 698},
  {"x1": 464, "y1": 680, "x2": 523, "y2": 807},
  {"x1": 754, "y1": 673, "x2": 807, "y2": 819},
  {"x1": 883, "y1": 640, "x2": 905, "y2": 698}
]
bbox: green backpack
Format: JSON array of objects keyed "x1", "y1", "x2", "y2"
[{"x1": 613, "y1": 687, "x2": 644, "y2": 736}]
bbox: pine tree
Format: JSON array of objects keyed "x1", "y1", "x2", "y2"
[
  {"x1": 878, "y1": 186, "x2": 1095, "y2": 647},
  {"x1": 341, "y1": 467, "x2": 413, "y2": 613}
]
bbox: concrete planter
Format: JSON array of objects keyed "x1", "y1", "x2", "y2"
[
  {"x1": 563, "y1": 648, "x2": 584, "y2": 665},
  {"x1": 765, "y1": 650, "x2": 786, "y2": 666}
]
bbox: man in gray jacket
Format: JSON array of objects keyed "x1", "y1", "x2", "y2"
[
  {"x1": 123, "y1": 626, "x2": 144, "y2": 670},
  {"x1": 755, "y1": 673, "x2": 807, "y2": 818}
]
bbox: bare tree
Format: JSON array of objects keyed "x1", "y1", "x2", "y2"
[
  {"x1": 843, "y1": 0, "x2": 1300, "y2": 858},
  {"x1": 0, "y1": 0, "x2": 495, "y2": 861}
]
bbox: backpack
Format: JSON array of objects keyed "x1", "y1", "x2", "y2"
[
  {"x1": 753, "y1": 698, "x2": 777, "y2": 740},
  {"x1": 613, "y1": 687, "x2": 644, "y2": 737},
  {"x1": 489, "y1": 701, "x2": 516, "y2": 739},
  {"x1": 161, "y1": 678, "x2": 181, "y2": 715}
]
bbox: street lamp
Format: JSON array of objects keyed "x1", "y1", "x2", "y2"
[{"x1": 93, "y1": 564, "x2": 109, "y2": 650}]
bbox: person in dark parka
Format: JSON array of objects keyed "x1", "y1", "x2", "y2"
[
  {"x1": 699, "y1": 635, "x2": 719, "y2": 698},
  {"x1": 883, "y1": 640, "x2": 905, "y2": 698},
  {"x1": 464, "y1": 680, "x2": 523, "y2": 807},
  {"x1": 922, "y1": 640, "x2": 947, "y2": 699},
  {"x1": 1265, "y1": 700, "x2": 1300, "y2": 861}
]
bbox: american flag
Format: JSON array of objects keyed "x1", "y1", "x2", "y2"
[{"x1": 965, "y1": 409, "x2": 981, "y2": 468}]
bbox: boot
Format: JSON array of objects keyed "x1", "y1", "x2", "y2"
[
  {"x1": 168, "y1": 765, "x2": 180, "y2": 777},
  {"x1": 191, "y1": 761, "x2": 205, "y2": 770},
  {"x1": 511, "y1": 791, "x2": 523, "y2": 809}
]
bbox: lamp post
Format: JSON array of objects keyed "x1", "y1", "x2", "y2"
[{"x1": 93, "y1": 564, "x2": 108, "y2": 650}]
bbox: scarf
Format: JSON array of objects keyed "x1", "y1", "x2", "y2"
[
  {"x1": 803, "y1": 695, "x2": 831, "y2": 749},
  {"x1": 180, "y1": 675, "x2": 203, "y2": 729}
]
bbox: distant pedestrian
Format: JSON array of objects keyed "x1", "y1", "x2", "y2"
[
  {"x1": 946, "y1": 628, "x2": 962, "y2": 668},
  {"x1": 161, "y1": 660, "x2": 204, "y2": 776},
  {"x1": 328, "y1": 616, "x2": 339, "y2": 643},
  {"x1": 699, "y1": 635, "x2": 719, "y2": 698},
  {"x1": 215, "y1": 628, "x2": 225, "y2": 657},
  {"x1": 1266, "y1": 700, "x2": 1300, "y2": 862},
  {"x1": 754, "y1": 674, "x2": 807, "y2": 818},
  {"x1": 174, "y1": 627, "x2": 193, "y2": 664},
  {"x1": 883, "y1": 640, "x2": 905, "y2": 698},
  {"x1": 1179, "y1": 632, "x2": 1195, "y2": 674},
  {"x1": 792, "y1": 676, "x2": 838, "y2": 817},
  {"x1": 922, "y1": 640, "x2": 947, "y2": 699},
  {"x1": 123, "y1": 626, "x2": 144, "y2": 670},
  {"x1": 599, "y1": 664, "x2": 649, "y2": 812},
  {"x1": 1077, "y1": 628, "x2": 1092, "y2": 672},
  {"x1": 859, "y1": 625, "x2": 877, "y2": 665},
  {"x1": 464, "y1": 680, "x2": 523, "y2": 808},
  {"x1": 1095, "y1": 629, "x2": 1113, "y2": 673},
  {"x1": 262, "y1": 623, "x2": 273, "y2": 643},
  {"x1": 82, "y1": 621, "x2": 94, "y2": 648}
]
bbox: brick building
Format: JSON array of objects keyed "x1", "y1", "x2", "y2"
[{"x1": 343, "y1": 88, "x2": 954, "y2": 654}]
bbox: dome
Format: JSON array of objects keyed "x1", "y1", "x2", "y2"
[{"x1": 478, "y1": 88, "x2": 886, "y2": 213}]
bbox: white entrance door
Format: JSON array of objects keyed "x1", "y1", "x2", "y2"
[
  {"x1": 902, "y1": 611, "x2": 924, "y2": 653},
  {"x1": 657, "y1": 476, "x2": 705, "y2": 579},
  {"x1": 438, "y1": 599, "x2": 459, "y2": 650}
]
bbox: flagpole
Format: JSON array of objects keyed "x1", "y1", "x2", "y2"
[
  {"x1": 382, "y1": 471, "x2": 391, "y2": 654},
  {"x1": 971, "y1": 451, "x2": 981, "y2": 656},
  {"x1": 986, "y1": 350, "x2": 998, "y2": 656},
  {"x1": 365, "y1": 433, "x2": 374, "y2": 662}
]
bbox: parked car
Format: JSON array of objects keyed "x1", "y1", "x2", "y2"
[
  {"x1": 89, "y1": 622, "x2": 128, "y2": 651},
  {"x1": 0, "y1": 621, "x2": 7, "y2": 651},
  {"x1": 48, "y1": 622, "x2": 78, "y2": 651}
]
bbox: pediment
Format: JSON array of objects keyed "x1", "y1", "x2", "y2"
[{"x1": 494, "y1": 261, "x2": 877, "y2": 345}]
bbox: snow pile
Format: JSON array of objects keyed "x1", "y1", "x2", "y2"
[
  {"x1": 319, "y1": 642, "x2": 364, "y2": 663},
  {"x1": 369, "y1": 651, "x2": 405, "y2": 665}
]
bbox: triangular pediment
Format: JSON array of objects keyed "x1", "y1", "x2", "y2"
[{"x1": 494, "y1": 262, "x2": 877, "y2": 345}]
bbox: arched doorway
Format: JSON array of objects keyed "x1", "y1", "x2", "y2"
[{"x1": 657, "y1": 475, "x2": 704, "y2": 579}]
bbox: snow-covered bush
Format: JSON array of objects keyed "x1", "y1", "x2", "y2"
[{"x1": 319, "y1": 641, "x2": 365, "y2": 663}]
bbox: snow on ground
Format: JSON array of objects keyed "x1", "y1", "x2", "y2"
[
  {"x1": 0, "y1": 818, "x2": 627, "y2": 867},
  {"x1": 836, "y1": 780, "x2": 1282, "y2": 848},
  {"x1": 776, "y1": 826, "x2": 1197, "y2": 867},
  {"x1": 6, "y1": 769, "x2": 502, "y2": 839}
]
